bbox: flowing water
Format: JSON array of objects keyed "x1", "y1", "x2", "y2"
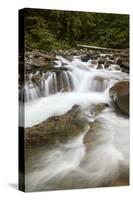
[{"x1": 21, "y1": 55, "x2": 129, "y2": 191}]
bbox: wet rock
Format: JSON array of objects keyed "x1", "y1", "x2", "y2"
[
  {"x1": 83, "y1": 103, "x2": 110, "y2": 147},
  {"x1": 108, "y1": 55, "x2": 115, "y2": 60},
  {"x1": 91, "y1": 60, "x2": 98, "y2": 65},
  {"x1": 109, "y1": 81, "x2": 129, "y2": 116},
  {"x1": 84, "y1": 103, "x2": 109, "y2": 119},
  {"x1": 98, "y1": 57, "x2": 108, "y2": 65},
  {"x1": 104, "y1": 54, "x2": 114, "y2": 58},
  {"x1": 115, "y1": 56, "x2": 129, "y2": 73},
  {"x1": 29, "y1": 50, "x2": 54, "y2": 60},
  {"x1": 81, "y1": 54, "x2": 91, "y2": 62},
  {"x1": 115, "y1": 56, "x2": 123, "y2": 66},
  {"x1": 25, "y1": 103, "x2": 110, "y2": 146},
  {"x1": 62, "y1": 55, "x2": 73, "y2": 61},
  {"x1": 104, "y1": 60, "x2": 115, "y2": 68},
  {"x1": 60, "y1": 62, "x2": 68, "y2": 67},
  {"x1": 111, "y1": 174, "x2": 129, "y2": 186},
  {"x1": 31, "y1": 73, "x2": 43, "y2": 88},
  {"x1": 121, "y1": 61, "x2": 129, "y2": 71},
  {"x1": 25, "y1": 105, "x2": 89, "y2": 146},
  {"x1": 97, "y1": 63, "x2": 104, "y2": 69}
]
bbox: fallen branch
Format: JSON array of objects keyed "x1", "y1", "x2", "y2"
[{"x1": 77, "y1": 44, "x2": 129, "y2": 53}]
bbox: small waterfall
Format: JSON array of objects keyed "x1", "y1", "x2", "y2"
[
  {"x1": 19, "y1": 81, "x2": 40, "y2": 102},
  {"x1": 40, "y1": 73, "x2": 45, "y2": 96},
  {"x1": 53, "y1": 72, "x2": 58, "y2": 93},
  {"x1": 67, "y1": 71, "x2": 78, "y2": 90},
  {"x1": 89, "y1": 78, "x2": 109, "y2": 92},
  {"x1": 59, "y1": 71, "x2": 71, "y2": 91},
  {"x1": 40, "y1": 72, "x2": 58, "y2": 97},
  {"x1": 19, "y1": 55, "x2": 128, "y2": 102},
  {"x1": 20, "y1": 70, "x2": 78, "y2": 102},
  {"x1": 59, "y1": 71, "x2": 77, "y2": 91}
]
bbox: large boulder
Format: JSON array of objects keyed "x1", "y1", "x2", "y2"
[
  {"x1": 109, "y1": 81, "x2": 129, "y2": 116},
  {"x1": 25, "y1": 105, "x2": 88, "y2": 146}
]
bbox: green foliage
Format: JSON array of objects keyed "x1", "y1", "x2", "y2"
[
  {"x1": 24, "y1": 9, "x2": 129, "y2": 51},
  {"x1": 92, "y1": 13, "x2": 129, "y2": 48},
  {"x1": 25, "y1": 16, "x2": 59, "y2": 51}
]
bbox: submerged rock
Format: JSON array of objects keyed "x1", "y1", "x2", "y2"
[{"x1": 109, "y1": 81, "x2": 129, "y2": 116}]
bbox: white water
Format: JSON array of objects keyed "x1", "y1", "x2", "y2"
[
  {"x1": 20, "y1": 70, "x2": 78, "y2": 101},
  {"x1": 23, "y1": 92, "x2": 109, "y2": 127},
  {"x1": 19, "y1": 56, "x2": 128, "y2": 102},
  {"x1": 20, "y1": 56, "x2": 128, "y2": 127},
  {"x1": 25, "y1": 110, "x2": 129, "y2": 191},
  {"x1": 19, "y1": 81, "x2": 40, "y2": 102},
  {"x1": 23, "y1": 56, "x2": 129, "y2": 191}
]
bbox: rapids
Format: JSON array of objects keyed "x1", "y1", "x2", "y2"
[{"x1": 21, "y1": 55, "x2": 129, "y2": 191}]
